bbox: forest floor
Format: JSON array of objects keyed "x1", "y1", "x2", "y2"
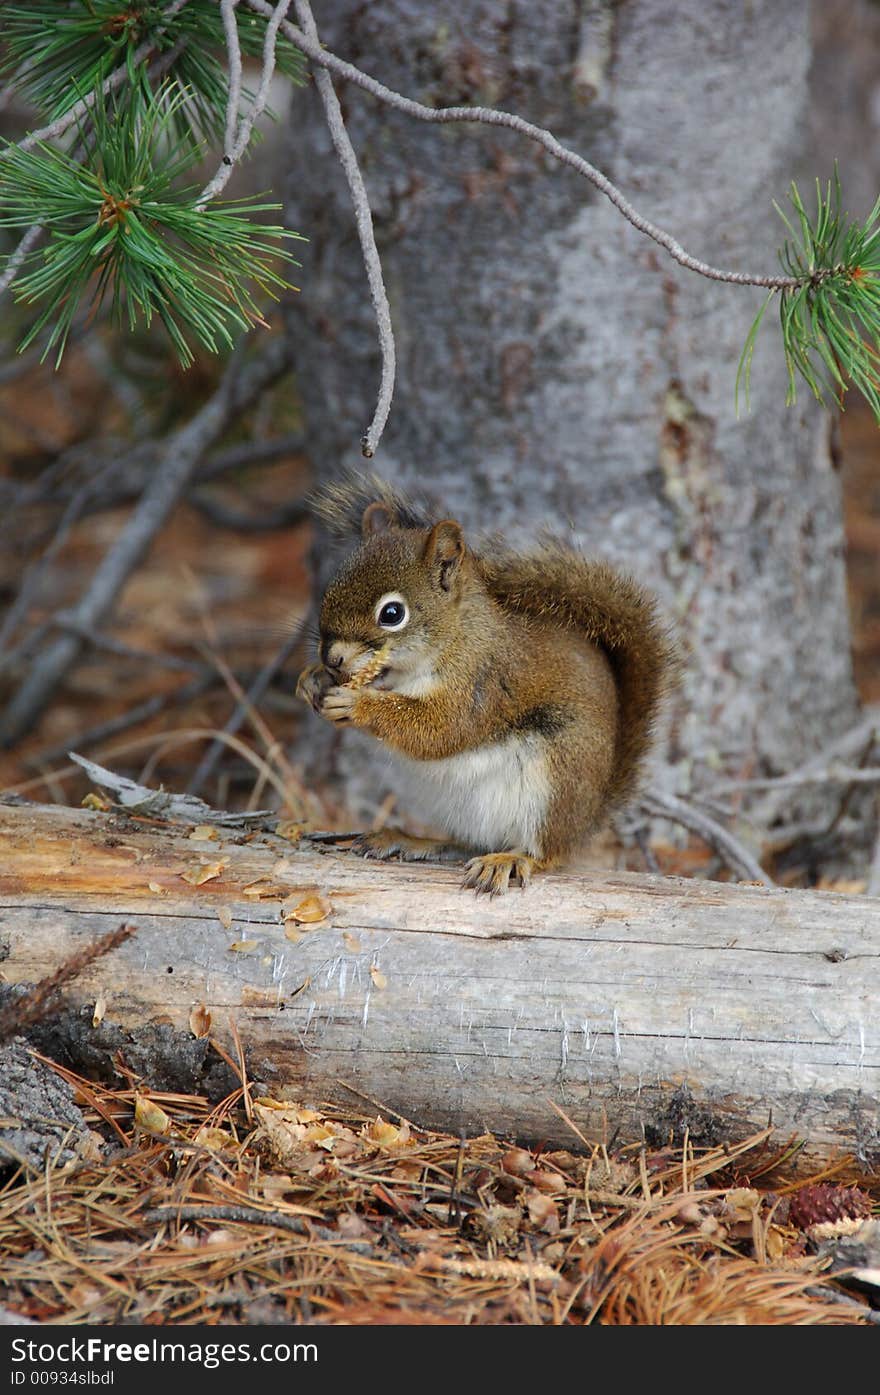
[
  {"x1": 1, "y1": 1062, "x2": 877, "y2": 1326},
  {"x1": 0, "y1": 356, "x2": 878, "y2": 1325}
]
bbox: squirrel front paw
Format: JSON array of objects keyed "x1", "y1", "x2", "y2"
[
  {"x1": 296, "y1": 665, "x2": 358, "y2": 725},
  {"x1": 295, "y1": 661, "x2": 334, "y2": 714},
  {"x1": 319, "y1": 685, "x2": 358, "y2": 725}
]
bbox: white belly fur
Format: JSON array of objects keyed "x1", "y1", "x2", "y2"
[{"x1": 398, "y1": 735, "x2": 550, "y2": 856}]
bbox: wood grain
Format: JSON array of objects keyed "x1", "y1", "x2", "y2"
[{"x1": 0, "y1": 801, "x2": 877, "y2": 1161}]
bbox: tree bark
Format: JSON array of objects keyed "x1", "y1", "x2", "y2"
[
  {"x1": 2, "y1": 801, "x2": 877, "y2": 1165},
  {"x1": 283, "y1": 0, "x2": 859, "y2": 812}
]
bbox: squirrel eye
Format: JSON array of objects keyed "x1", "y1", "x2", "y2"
[{"x1": 375, "y1": 593, "x2": 408, "y2": 630}]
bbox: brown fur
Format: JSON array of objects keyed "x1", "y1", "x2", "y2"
[{"x1": 303, "y1": 474, "x2": 676, "y2": 884}]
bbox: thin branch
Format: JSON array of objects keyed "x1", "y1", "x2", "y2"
[
  {"x1": 197, "y1": 0, "x2": 292, "y2": 207},
  {"x1": 187, "y1": 488, "x2": 308, "y2": 531},
  {"x1": 0, "y1": 338, "x2": 290, "y2": 747},
  {"x1": 293, "y1": 0, "x2": 395, "y2": 458},
  {"x1": 641, "y1": 789, "x2": 773, "y2": 887},
  {"x1": 0, "y1": 224, "x2": 44, "y2": 296},
  {"x1": 186, "y1": 621, "x2": 306, "y2": 797},
  {"x1": 244, "y1": 0, "x2": 802, "y2": 294},
  {"x1": 145, "y1": 1204, "x2": 310, "y2": 1237},
  {"x1": 221, "y1": 0, "x2": 244, "y2": 155},
  {"x1": 0, "y1": 0, "x2": 192, "y2": 163},
  {"x1": 0, "y1": 924, "x2": 135, "y2": 1047},
  {"x1": 703, "y1": 765, "x2": 880, "y2": 797},
  {"x1": 24, "y1": 674, "x2": 215, "y2": 768},
  {"x1": 0, "y1": 454, "x2": 123, "y2": 657}
]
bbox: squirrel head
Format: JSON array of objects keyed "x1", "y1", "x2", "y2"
[{"x1": 317, "y1": 500, "x2": 479, "y2": 693}]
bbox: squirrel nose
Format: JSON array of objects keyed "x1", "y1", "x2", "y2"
[{"x1": 322, "y1": 637, "x2": 352, "y2": 674}]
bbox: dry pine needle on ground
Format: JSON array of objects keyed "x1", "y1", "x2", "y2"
[{"x1": 0, "y1": 1059, "x2": 875, "y2": 1326}]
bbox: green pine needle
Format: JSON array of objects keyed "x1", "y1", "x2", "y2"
[
  {"x1": 0, "y1": 1, "x2": 303, "y2": 149},
  {"x1": 738, "y1": 170, "x2": 880, "y2": 421},
  {"x1": 0, "y1": 91, "x2": 303, "y2": 367}
]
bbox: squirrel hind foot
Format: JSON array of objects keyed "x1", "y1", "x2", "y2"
[
  {"x1": 462, "y1": 850, "x2": 540, "y2": 896},
  {"x1": 350, "y1": 828, "x2": 464, "y2": 864}
]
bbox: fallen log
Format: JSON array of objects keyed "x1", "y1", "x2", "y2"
[{"x1": 0, "y1": 800, "x2": 877, "y2": 1164}]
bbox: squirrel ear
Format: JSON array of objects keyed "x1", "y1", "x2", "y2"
[
  {"x1": 362, "y1": 501, "x2": 397, "y2": 537},
  {"x1": 424, "y1": 519, "x2": 465, "y2": 592}
]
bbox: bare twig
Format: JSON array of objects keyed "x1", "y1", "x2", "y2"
[
  {"x1": 187, "y1": 628, "x2": 316, "y2": 821},
  {"x1": 0, "y1": 0, "x2": 192, "y2": 163},
  {"x1": 245, "y1": 0, "x2": 802, "y2": 294},
  {"x1": 68, "y1": 752, "x2": 272, "y2": 825},
  {"x1": 641, "y1": 789, "x2": 773, "y2": 887},
  {"x1": 145, "y1": 1204, "x2": 310, "y2": 1236},
  {"x1": 197, "y1": 0, "x2": 292, "y2": 207},
  {"x1": 0, "y1": 454, "x2": 122, "y2": 657},
  {"x1": 0, "y1": 924, "x2": 135, "y2": 1046},
  {"x1": 221, "y1": 0, "x2": 244, "y2": 154},
  {"x1": 293, "y1": 0, "x2": 395, "y2": 458},
  {"x1": 24, "y1": 674, "x2": 215, "y2": 768},
  {"x1": 0, "y1": 337, "x2": 290, "y2": 746},
  {"x1": 187, "y1": 624, "x2": 308, "y2": 802},
  {"x1": 0, "y1": 224, "x2": 44, "y2": 296},
  {"x1": 703, "y1": 765, "x2": 880, "y2": 797},
  {"x1": 188, "y1": 487, "x2": 308, "y2": 531}
]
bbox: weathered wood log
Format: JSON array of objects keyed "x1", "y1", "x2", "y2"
[{"x1": 0, "y1": 800, "x2": 877, "y2": 1163}]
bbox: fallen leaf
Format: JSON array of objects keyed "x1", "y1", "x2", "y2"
[
  {"x1": 343, "y1": 932, "x2": 362, "y2": 953},
  {"x1": 147, "y1": 881, "x2": 165, "y2": 896},
  {"x1": 82, "y1": 792, "x2": 112, "y2": 812},
  {"x1": 228, "y1": 939, "x2": 261, "y2": 954},
  {"x1": 370, "y1": 965, "x2": 387, "y2": 990},
  {"x1": 530, "y1": 1168, "x2": 567, "y2": 1195},
  {"x1": 194, "y1": 1126, "x2": 233, "y2": 1151},
  {"x1": 134, "y1": 1096, "x2": 171, "y2": 1135},
  {"x1": 275, "y1": 821, "x2": 303, "y2": 844},
  {"x1": 365, "y1": 1118, "x2": 410, "y2": 1149},
  {"x1": 189, "y1": 825, "x2": 220, "y2": 842},
  {"x1": 92, "y1": 993, "x2": 106, "y2": 1028},
  {"x1": 526, "y1": 1189, "x2": 560, "y2": 1235},
  {"x1": 242, "y1": 879, "x2": 283, "y2": 899},
  {"x1": 502, "y1": 1148, "x2": 535, "y2": 1178},
  {"x1": 217, "y1": 906, "x2": 233, "y2": 931},
  {"x1": 284, "y1": 894, "x2": 332, "y2": 925},
  {"x1": 181, "y1": 858, "x2": 229, "y2": 887},
  {"x1": 189, "y1": 1004, "x2": 212, "y2": 1038}
]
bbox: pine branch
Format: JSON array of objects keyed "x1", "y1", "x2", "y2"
[
  {"x1": 0, "y1": 88, "x2": 301, "y2": 366},
  {"x1": 0, "y1": 0, "x2": 303, "y2": 153}
]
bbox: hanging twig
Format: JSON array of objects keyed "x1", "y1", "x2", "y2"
[
  {"x1": 197, "y1": 0, "x2": 292, "y2": 207},
  {"x1": 292, "y1": 0, "x2": 395, "y2": 458},
  {"x1": 0, "y1": 223, "x2": 44, "y2": 296}
]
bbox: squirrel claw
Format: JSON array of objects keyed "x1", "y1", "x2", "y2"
[{"x1": 462, "y1": 851, "x2": 536, "y2": 896}]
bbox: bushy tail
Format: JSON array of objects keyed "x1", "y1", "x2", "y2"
[
  {"x1": 480, "y1": 540, "x2": 677, "y2": 810},
  {"x1": 310, "y1": 469, "x2": 436, "y2": 541}
]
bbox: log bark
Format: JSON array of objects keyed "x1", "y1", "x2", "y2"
[{"x1": 0, "y1": 800, "x2": 877, "y2": 1164}]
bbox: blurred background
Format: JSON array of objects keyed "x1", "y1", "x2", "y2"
[{"x1": 0, "y1": 0, "x2": 877, "y2": 885}]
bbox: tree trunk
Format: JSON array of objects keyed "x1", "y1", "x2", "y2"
[
  {"x1": 283, "y1": 0, "x2": 859, "y2": 813},
  {"x1": 2, "y1": 801, "x2": 878, "y2": 1164}
]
